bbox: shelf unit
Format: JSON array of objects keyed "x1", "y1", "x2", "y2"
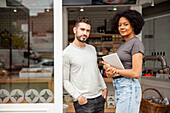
[
  {"x1": 68, "y1": 33, "x2": 122, "y2": 66},
  {"x1": 68, "y1": 33, "x2": 122, "y2": 46},
  {"x1": 68, "y1": 34, "x2": 122, "y2": 44},
  {"x1": 68, "y1": 34, "x2": 117, "y2": 39}
]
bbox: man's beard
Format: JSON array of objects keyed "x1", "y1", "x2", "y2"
[{"x1": 76, "y1": 35, "x2": 87, "y2": 43}]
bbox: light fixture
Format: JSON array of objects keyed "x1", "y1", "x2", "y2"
[
  {"x1": 46, "y1": 9, "x2": 50, "y2": 12},
  {"x1": 113, "y1": 7, "x2": 117, "y2": 11},
  {"x1": 80, "y1": 8, "x2": 84, "y2": 12},
  {"x1": 151, "y1": 0, "x2": 154, "y2": 6},
  {"x1": 13, "y1": 9, "x2": 17, "y2": 13}
]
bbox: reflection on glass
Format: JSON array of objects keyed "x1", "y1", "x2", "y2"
[{"x1": 0, "y1": 0, "x2": 54, "y2": 104}]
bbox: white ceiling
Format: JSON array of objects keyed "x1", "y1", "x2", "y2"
[{"x1": 21, "y1": 0, "x2": 53, "y2": 16}]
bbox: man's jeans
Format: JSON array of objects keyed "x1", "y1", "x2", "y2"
[
  {"x1": 113, "y1": 77, "x2": 142, "y2": 113},
  {"x1": 73, "y1": 95, "x2": 105, "y2": 113}
]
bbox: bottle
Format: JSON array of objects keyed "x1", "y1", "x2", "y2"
[
  {"x1": 119, "y1": 35, "x2": 122, "y2": 41},
  {"x1": 112, "y1": 35, "x2": 115, "y2": 41},
  {"x1": 164, "y1": 68, "x2": 169, "y2": 74},
  {"x1": 159, "y1": 70, "x2": 164, "y2": 74}
]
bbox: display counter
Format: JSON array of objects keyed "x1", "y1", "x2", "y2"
[
  {"x1": 0, "y1": 77, "x2": 54, "y2": 93},
  {"x1": 140, "y1": 76, "x2": 170, "y2": 101}
]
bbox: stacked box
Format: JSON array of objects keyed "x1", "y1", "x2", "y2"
[{"x1": 106, "y1": 96, "x2": 115, "y2": 108}]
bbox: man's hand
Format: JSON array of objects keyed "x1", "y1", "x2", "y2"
[
  {"x1": 77, "y1": 95, "x2": 88, "y2": 105},
  {"x1": 102, "y1": 88, "x2": 107, "y2": 99}
]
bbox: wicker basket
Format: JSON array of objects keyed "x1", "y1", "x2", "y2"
[{"x1": 140, "y1": 88, "x2": 170, "y2": 113}]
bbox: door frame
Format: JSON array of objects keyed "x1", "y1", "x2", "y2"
[{"x1": 0, "y1": 0, "x2": 63, "y2": 113}]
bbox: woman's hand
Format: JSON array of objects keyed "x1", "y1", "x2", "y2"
[
  {"x1": 102, "y1": 61, "x2": 111, "y2": 71},
  {"x1": 106, "y1": 67, "x2": 118, "y2": 77},
  {"x1": 102, "y1": 61, "x2": 118, "y2": 77}
]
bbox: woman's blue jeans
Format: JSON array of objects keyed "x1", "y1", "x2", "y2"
[{"x1": 113, "y1": 77, "x2": 142, "y2": 113}]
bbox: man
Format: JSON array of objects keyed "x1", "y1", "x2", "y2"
[{"x1": 63, "y1": 17, "x2": 107, "y2": 113}]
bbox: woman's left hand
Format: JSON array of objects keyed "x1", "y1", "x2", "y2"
[
  {"x1": 106, "y1": 67, "x2": 118, "y2": 77},
  {"x1": 102, "y1": 61, "x2": 118, "y2": 77},
  {"x1": 102, "y1": 61, "x2": 111, "y2": 71}
]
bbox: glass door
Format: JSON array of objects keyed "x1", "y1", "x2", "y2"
[{"x1": 0, "y1": 0, "x2": 62, "y2": 112}]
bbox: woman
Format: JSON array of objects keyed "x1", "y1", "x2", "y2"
[{"x1": 102, "y1": 9, "x2": 145, "y2": 113}]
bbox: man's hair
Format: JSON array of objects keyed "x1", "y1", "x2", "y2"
[
  {"x1": 113, "y1": 9, "x2": 145, "y2": 35},
  {"x1": 75, "y1": 17, "x2": 91, "y2": 27}
]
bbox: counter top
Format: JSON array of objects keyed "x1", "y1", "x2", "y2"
[
  {"x1": 140, "y1": 76, "x2": 170, "y2": 90},
  {"x1": 140, "y1": 76, "x2": 170, "y2": 82},
  {"x1": 0, "y1": 77, "x2": 54, "y2": 93}
]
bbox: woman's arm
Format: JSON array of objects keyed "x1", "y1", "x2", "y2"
[
  {"x1": 103, "y1": 52, "x2": 143, "y2": 79},
  {"x1": 118, "y1": 52, "x2": 143, "y2": 78}
]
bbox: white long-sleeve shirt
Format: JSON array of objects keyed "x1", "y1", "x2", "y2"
[{"x1": 63, "y1": 43, "x2": 107, "y2": 101}]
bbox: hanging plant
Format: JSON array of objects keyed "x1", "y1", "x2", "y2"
[
  {"x1": 11, "y1": 34, "x2": 26, "y2": 49},
  {"x1": 0, "y1": 30, "x2": 11, "y2": 48},
  {"x1": 0, "y1": 30, "x2": 26, "y2": 49}
]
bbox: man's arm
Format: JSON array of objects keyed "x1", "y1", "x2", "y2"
[
  {"x1": 94, "y1": 47, "x2": 107, "y2": 99},
  {"x1": 63, "y1": 53, "x2": 81, "y2": 100},
  {"x1": 97, "y1": 65, "x2": 107, "y2": 99}
]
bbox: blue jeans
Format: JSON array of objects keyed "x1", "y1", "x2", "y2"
[
  {"x1": 113, "y1": 77, "x2": 142, "y2": 113},
  {"x1": 73, "y1": 95, "x2": 105, "y2": 113}
]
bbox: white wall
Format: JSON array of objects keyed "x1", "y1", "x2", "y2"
[{"x1": 142, "y1": 15, "x2": 170, "y2": 68}]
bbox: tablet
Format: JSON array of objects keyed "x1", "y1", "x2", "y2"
[{"x1": 102, "y1": 53, "x2": 124, "y2": 70}]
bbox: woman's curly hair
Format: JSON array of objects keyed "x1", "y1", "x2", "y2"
[{"x1": 113, "y1": 9, "x2": 145, "y2": 35}]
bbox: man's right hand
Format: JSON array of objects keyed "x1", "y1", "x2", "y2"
[{"x1": 77, "y1": 95, "x2": 88, "y2": 105}]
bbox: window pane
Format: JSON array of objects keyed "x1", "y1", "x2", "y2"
[{"x1": 0, "y1": 0, "x2": 54, "y2": 104}]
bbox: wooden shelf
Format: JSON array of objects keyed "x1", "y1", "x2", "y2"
[
  {"x1": 68, "y1": 34, "x2": 120, "y2": 39},
  {"x1": 63, "y1": 102, "x2": 115, "y2": 113},
  {"x1": 89, "y1": 43, "x2": 113, "y2": 48}
]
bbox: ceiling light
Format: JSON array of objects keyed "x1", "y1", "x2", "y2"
[
  {"x1": 151, "y1": 0, "x2": 154, "y2": 6},
  {"x1": 113, "y1": 7, "x2": 117, "y2": 11},
  {"x1": 13, "y1": 9, "x2": 17, "y2": 13},
  {"x1": 80, "y1": 8, "x2": 84, "y2": 12},
  {"x1": 46, "y1": 9, "x2": 50, "y2": 12}
]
